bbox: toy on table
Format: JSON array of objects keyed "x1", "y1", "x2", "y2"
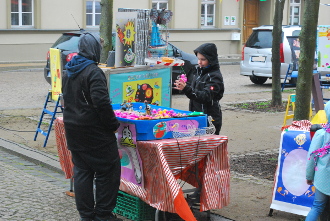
[
  {"x1": 126, "y1": 101, "x2": 133, "y2": 112},
  {"x1": 120, "y1": 100, "x2": 133, "y2": 112},
  {"x1": 120, "y1": 100, "x2": 128, "y2": 111},
  {"x1": 145, "y1": 101, "x2": 151, "y2": 116}
]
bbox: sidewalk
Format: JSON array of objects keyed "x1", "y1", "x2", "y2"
[
  {"x1": 0, "y1": 137, "x2": 63, "y2": 174},
  {"x1": 0, "y1": 148, "x2": 80, "y2": 220},
  {"x1": 0, "y1": 62, "x2": 45, "y2": 71}
]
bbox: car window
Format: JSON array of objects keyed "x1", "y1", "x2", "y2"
[
  {"x1": 52, "y1": 35, "x2": 80, "y2": 51},
  {"x1": 291, "y1": 30, "x2": 301, "y2": 36},
  {"x1": 148, "y1": 39, "x2": 175, "y2": 57},
  {"x1": 245, "y1": 30, "x2": 274, "y2": 48}
]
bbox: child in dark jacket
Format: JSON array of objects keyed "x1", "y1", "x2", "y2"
[{"x1": 174, "y1": 43, "x2": 224, "y2": 135}]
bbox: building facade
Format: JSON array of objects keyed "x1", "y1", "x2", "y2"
[{"x1": 1, "y1": 0, "x2": 330, "y2": 63}]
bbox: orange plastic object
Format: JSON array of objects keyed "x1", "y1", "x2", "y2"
[{"x1": 161, "y1": 57, "x2": 174, "y2": 63}]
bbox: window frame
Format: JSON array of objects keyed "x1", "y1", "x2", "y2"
[
  {"x1": 201, "y1": 0, "x2": 216, "y2": 28},
  {"x1": 11, "y1": 0, "x2": 34, "y2": 28},
  {"x1": 289, "y1": 0, "x2": 301, "y2": 25},
  {"x1": 86, "y1": 0, "x2": 101, "y2": 27},
  {"x1": 152, "y1": 0, "x2": 169, "y2": 10}
]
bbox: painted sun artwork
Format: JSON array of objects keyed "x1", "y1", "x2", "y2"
[
  {"x1": 115, "y1": 12, "x2": 138, "y2": 67},
  {"x1": 123, "y1": 20, "x2": 136, "y2": 47}
]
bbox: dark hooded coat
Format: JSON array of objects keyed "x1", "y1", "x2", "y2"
[
  {"x1": 62, "y1": 32, "x2": 119, "y2": 151},
  {"x1": 182, "y1": 43, "x2": 224, "y2": 134}
]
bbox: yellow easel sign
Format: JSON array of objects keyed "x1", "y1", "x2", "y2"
[{"x1": 50, "y1": 48, "x2": 62, "y2": 101}]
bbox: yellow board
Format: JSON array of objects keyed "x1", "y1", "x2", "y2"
[
  {"x1": 50, "y1": 48, "x2": 62, "y2": 101},
  {"x1": 311, "y1": 110, "x2": 327, "y2": 124}
]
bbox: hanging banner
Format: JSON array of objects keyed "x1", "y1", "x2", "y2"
[
  {"x1": 270, "y1": 130, "x2": 315, "y2": 216},
  {"x1": 117, "y1": 122, "x2": 144, "y2": 187},
  {"x1": 287, "y1": 36, "x2": 318, "y2": 72},
  {"x1": 108, "y1": 67, "x2": 171, "y2": 107},
  {"x1": 50, "y1": 48, "x2": 62, "y2": 101},
  {"x1": 115, "y1": 11, "x2": 138, "y2": 67},
  {"x1": 287, "y1": 36, "x2": 301, "y2": 71},
  {"x1": 317, "y1": 25, "x2": 330, "y2": 72}
]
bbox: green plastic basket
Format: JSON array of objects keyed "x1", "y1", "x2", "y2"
[{"x1": 114, "y1": 191, "x2": 156, "y2": 221}]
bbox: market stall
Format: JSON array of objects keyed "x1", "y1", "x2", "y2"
[
  {"x1": 53, "y1": 8, "x2": 230, "y2": 220},
  {"x1": 54, "y1": 103, "x2": 230, "y2": 221}
]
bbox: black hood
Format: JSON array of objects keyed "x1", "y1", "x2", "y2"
[
  {"x1": 193, "y1": 43, "x2": 219, "y2": 68},
  {"x1": 78, "y1": 32, "x2": 102, "y2": 63}
]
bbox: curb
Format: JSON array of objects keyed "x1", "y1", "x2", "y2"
[
  {"x1": 0, "y1": 67, "x2": 44, "y2": 72},
  {"x1": 0, "y1": 138, "x2": 64, "y2": 175}
]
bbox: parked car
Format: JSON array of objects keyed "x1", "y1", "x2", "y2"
[
  {"x1": 148, "y1": 41, "x2": 198, "y2": 91},
  {"x1": 44, "y1": 30, "x2": 197, "y2": 91},
  {"x1": 44, "y1": 29, "x2": 114, "y2": 84},
  {"x1": 240, "y1": 25, "x2": 301, "y2": 84}
]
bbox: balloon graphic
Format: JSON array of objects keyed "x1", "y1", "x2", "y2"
[{"x1": 282, "y1": 149, "x2": 310, "y2": 196}]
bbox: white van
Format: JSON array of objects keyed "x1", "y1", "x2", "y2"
[{"x1": 240, "y1": 25, "x2": 301, "y2": 84}]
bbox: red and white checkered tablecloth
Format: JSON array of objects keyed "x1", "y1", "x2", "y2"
[
  {"x1": 54, "y1": 117, "x2": 73, "y2": 179},
  {"x1": 120, "y1": 135, "x2": 230, "y2": 221},
  {"x1": 54, "y1": 118, "x2": 230, "y2": 221}
]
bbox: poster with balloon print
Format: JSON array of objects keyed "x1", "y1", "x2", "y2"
[{"x1": 270, "y1": 130, "x2": 314, "y2": 216}]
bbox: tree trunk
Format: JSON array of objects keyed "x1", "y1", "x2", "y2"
[
  {"x1": 294, "y1": 0, "x2": 320, "y2": 120},
  {"x1": 271, "y1": 0, "x2": 285, "y2": 107},
  {"x1": 99, "y1": 0, "x2": 113, "y2": 64}
]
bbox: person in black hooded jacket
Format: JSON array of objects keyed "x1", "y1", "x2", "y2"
[
  {"x1": 174, "y1": 43, "x2": 224, "y2": 135},
  {"x1": 62, "y1": 32, "x2": 122, "y2": 221}
]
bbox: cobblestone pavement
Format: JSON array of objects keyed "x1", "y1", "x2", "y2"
[
  {"x1": 0, "y1": 149, "x2": 80, "y2": 221},
  {"x1": 0, "y1": 148, "x2": 231, "y2": 221}
]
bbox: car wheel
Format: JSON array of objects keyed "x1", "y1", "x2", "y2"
[
  {"x1": 289, "y1": 77, "x2": 297, "y2": 84},
  {"x1": 44, "y1": 68, "x2": 51, "y2": 85},
  {"x1": 249, "y1": 76, "x2": 268, "y2": 84}
]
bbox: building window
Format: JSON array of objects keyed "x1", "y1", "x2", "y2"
[
  {"x1": 289, "y1": 0, "x2": 301, "y2": 25},
  {"x1": 11, "y1": 0, "x2": 34, "y2": 27},
  {"x1": 86, "y1": 0, "x2": 101, "y2": 27},
  {"x1": 152, "y1": 0, "x2": 168, "y2": 10},
  {"x1": 201, "y1": 0, "x2": 215, "y2": 27}
]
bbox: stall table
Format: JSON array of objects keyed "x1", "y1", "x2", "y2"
[{"x1": 54, "y1": 117, "x2": 230, "y2": 221}]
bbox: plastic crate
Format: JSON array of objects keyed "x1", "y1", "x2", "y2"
[{"x1": 114, "y1": 191, "x2": 156, "y2": 221}]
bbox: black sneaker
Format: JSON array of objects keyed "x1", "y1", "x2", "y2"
[
  {"x1": 94, "y1": 213, "x2": 123, "y2": 221},
  {"x1": 109, "y1": 213, "x2": 123, "y2": 221}
]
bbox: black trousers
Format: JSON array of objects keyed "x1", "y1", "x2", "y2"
[{"x1": 71, "y1": 146, "x2": 121, "y2": 220}]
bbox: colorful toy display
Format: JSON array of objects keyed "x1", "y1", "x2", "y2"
[
  {"x1": 114, "y1": 104, "x2": 188, "y2": 120},
  {"x1": 112, "y1": 102, "x2": 208, "y2": 140}
]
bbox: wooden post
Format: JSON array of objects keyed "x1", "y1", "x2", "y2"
[{"x1": 312, "y1": 73, "x2": 325, "y2": 113}]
